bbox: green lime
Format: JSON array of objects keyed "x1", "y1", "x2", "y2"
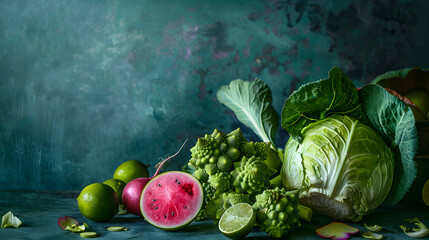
[
  {"x1": 113, "y1": 160, "x2": 149, "y2": 184},
  {"x1": 408, "y1": 105, "x2": 426, "y2": 121},
  {"x1": 423, "y1": 179, "x2": 429, "y2": 207},
  {"x1": 103, "y1": 179, "x2": 126, "y2": 204},
  {"x1": 219, "y1": 203, "x2": 256, "y2": 240},
  {"x1": 77, "y1": 183, "x2": 119, "y2": 222},
  {"x1": 405, "y1": 89, "x2": 429, "y2": 116}
]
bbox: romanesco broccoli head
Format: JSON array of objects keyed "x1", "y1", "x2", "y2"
[
  {"x1": 189, "y1": 134, "x2": 221, "y2": 169},
  {"x1": 207, "y1": 172, "x2": 232, "y2": 192},
  {"x1": 189, "y1": 129, "x2": 242, "y2": 177},
  {"x1": 261, "y1": 222, "x2": 290, "y2": 239},
  {"x1": 253, "y1": 187, "x2": 284, "y2": 210},
  {"x1": 252, "y1": 188, "x2": 303, "y2": 238},
  {"x1": 231, "y1": 156, "x2": 277, "y2": 194}
]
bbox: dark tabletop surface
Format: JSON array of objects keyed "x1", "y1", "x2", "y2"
[{"x1": 1, "y1": 191, "x2": 428, "y2": 240}]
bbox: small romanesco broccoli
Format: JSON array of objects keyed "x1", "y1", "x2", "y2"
[{"x1": 252, "y1": 187, "x2": 312, "y2": 238}]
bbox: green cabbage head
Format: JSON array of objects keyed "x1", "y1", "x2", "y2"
[{"x1": 281, "y1": 114, "x2": 394, "y2": 222}]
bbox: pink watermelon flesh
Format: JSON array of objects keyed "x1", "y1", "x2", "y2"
[{"x1": 140, "y1": 171, "x2": 203, "y2": 230}]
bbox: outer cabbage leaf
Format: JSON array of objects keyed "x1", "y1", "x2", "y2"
[
  {"x1": 281, "y1": 67, "x2": 369, "y2": 141},
  {"x1": 359, "y1": 84, "x2": 418, "y2": 205},
  {"x1": 372, "y1": 67, "x2": 429, "y2": 89},
  {"x1": 217, "y1": 79, "x2": 279, "y2": 147},
  {"x1": 281, "y1": 115, "x2": 394, "y2": 222},
  {"x1": 372, "y1": 67, "x2": 416, "y2": 84}
]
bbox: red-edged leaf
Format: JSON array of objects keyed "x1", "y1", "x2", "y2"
[
  {"x1": 57, "y1": 216, "x2": 79, "y2": 231},
  {"x1": 316, "y1": 222, "x2": 359, "y2": 240}
]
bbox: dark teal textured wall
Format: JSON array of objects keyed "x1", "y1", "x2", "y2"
[{"x1": 1, "y1": 0, "x2": 428, "y2": 190}]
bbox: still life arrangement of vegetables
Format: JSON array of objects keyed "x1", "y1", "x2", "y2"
[{"x1": 3, "y1": 67, "x2": 428, "y2": 239}]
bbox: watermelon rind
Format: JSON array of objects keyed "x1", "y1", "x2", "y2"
[{"x1": 140, "y1": 171, "x2": 204, "y2": 231}]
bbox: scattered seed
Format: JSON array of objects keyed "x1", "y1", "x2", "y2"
[
  {"x1": 154, "y1": 207, "x2": 158, "y2": 210},
  {"x1": 164, "y1": 215, "x2": 167, "y2": 218},
  {"x1": 158, "y1": 184, "x2": 161, "y2": 187},
  {"x1": 171, "y1": 212, "x2": 175, "y2": 216}
]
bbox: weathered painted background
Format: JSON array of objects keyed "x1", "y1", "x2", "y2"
[{"x1": 1, "y1": 0, "x2": 428, "y2": 190}]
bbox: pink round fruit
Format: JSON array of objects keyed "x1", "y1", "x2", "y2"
[{"x1": 122, "y1": 178, "x2": 151, "y2": 216}]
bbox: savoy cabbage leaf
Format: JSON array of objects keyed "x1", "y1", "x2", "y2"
[{"x1": 281, "y1": 67, "x2": 369, "y2": 141}]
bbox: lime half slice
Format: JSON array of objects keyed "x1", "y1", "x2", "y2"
[{"x1": 218, "y1": 203, "x2": 256, "y2": 240}]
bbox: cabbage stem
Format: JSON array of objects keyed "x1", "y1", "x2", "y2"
[
  {"x1": 297, "y1": 204, "x2": 312, "y2": 222},
  {"x1": 269, "y1": 174, "x2": 282, "y2": 187}
]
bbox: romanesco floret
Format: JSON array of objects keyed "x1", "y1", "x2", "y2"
[
  {"x1": 201, "y1": 182, "x2": 216, "y2": 200},
  {"x1": 193, "y1": 168, "x2": 209, "y2": 182},
  {"x1": 205, "y1": 193, "x2": 227, "y2": 220},
  {"x1": 231, "y1": 156, "x2": 277, "y2": 194},
  {"x1": 205, "y1": 191, "x2": 252, "y2": 221},
  {"x1": 217, "y1": 155, "x2": 233, "y2": 171},
  {"x1": 189, "y1": 132, "x2": 222, "y2": 169},
  {"x1": 189, "y1": 128, "x2": 247, "y2": 191},
  {"x1": 188, "y1": 129, "x2": 238, "y2": 172},
  {"x1": 252, "y1": 188, "x2": 312, "y2": 238},
  {"x1": 207, "y1": 172, "x2": 232, "y2": 192},
  {"x1": 226, "y1": 128, "x2": 247, "y2": 148},
  {"x1": 204, "y1": 163, "x2": 218, "y2": 175},
  {"x1": 251, "y1": 142, "x2": 270, "y2": 159}
]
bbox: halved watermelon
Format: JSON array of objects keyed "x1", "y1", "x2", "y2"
[{"x1": 140, "y1": 171, "x2": 204, "y2": 230}]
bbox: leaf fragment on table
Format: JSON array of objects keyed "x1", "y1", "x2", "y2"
[
  {"x1": 1, "y1": 211, "x2": 22, "y2": 228},
  {"x1": 80, "y1": 232, "x2": 97, "y2": 238},
  {"x1": 400, "y1": 219, "x2": 429, "y2": 238},
  {"x1": 58, "y1": 216, "x2": 80, "y2": 230},
  {"x1": 362, "y1": 231, "x2": 383, "y2": 239},
  {"x1": 364, "y1": 223, "x2": 382, "y2": 232},
  {"x1": 106, "y1": 226, "x2": 128, "y2": 231},
  {"x1": 117, "y1": 204, "x2": 127, "y2": 215},
  {"x1": 65, "y1": 224, "x2": 86, "y2": 233},
  {"x1": 315, "y1": 222, "x2": 359, "y2": 240}
]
